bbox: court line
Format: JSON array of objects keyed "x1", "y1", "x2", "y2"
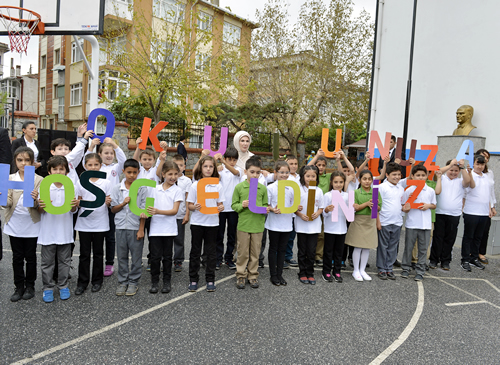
[
  {"x1": 11, "y1": 274, "x2": 236, "y2": 365},
  {"x1": 426, "y1": 275, "x2": 500, "y2": 294},
  {"x1": 369, "y1": 282, "x2": 424, "y2": 365},
  {"x1": 445, "y1": 300, "x2": 487, "y2": 307}
]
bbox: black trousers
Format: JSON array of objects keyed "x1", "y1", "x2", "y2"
[
  {"x1": 189, "y1": 225, "x2": 218, "y2": 282},
  {"x1": 342, "y1": 221, "x2": 353, "y2": 261},
  {"x1": 149, "y1": 235, "x2": 174, "y2": 284},
  {"x1": 323, "y1": 233, "x2": 346, "y2": 275},
  {"x1": 297, "y1": 233, "x2": 318, "y2": 278},
  {"x1": 77, "y1": 231, "x2": 105, "y2": 288},
  {"x1": 104, "y1": 211, "x2": 116, "y2": 265},
  {"x1": 462, "y1": 214, "x2": 488, "y2": 263},
  {"x1": 429, "y1": 214, "x2": 460, "y2": 265},
  {"x1": 479, "y1": 217, "x2": 491, "y2": 256},
  {"x1": 216, "y1": 211, "x2": 238, "y2": 263},
  {"x1": 268, "y1": 230, "x2": 290, "y2": 279},
  {"x1": 10, "y1": 236, "x2": 37, "y2": 289}
]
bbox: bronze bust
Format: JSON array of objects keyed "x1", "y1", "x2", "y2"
[{"x1": 453, "y1": 105, "x2": 476, "y2": 136}]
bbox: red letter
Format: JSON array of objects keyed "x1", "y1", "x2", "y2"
[
  {"x1": 395, "y1": 138, "x2": 417, "y2": 166},
  {"x1": 368, "y1": 131, "x2": 391, "y2": 160},
  {"x1": 138, "y1": 117, "x2": 169, "y2": 152},
  {"x1": 405, "y1": 180, "x2": 425, "y2": 209},
  {"x1": 422, "y1": 145, "x2": 439, "y2": 172}
]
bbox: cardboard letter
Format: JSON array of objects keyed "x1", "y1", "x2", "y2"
[
  {"x1": 277, "y1": 180, "x2": 300, "y2": 214},
  {"x1": 39, "y1": 174, "x2": 74, "y2": 215},
  {"x1": 79, "y1": 171, "x2": 107, "y2": 209},
  {"x1": 129, "y1": 178, "x2": 156, "y2": 217},
  {"x1": 249, "y1": 178, "x2": 267, "y2": 214},
  {"x1": 203, "y1": 126, "x2": 228, "y2": 157},
  {"x1": 306, "y1": 181, "x2": 317, "y2": 219},
  {"x1": 395, "y1": 138, "x2": 417, "y2": 166},
  {"x1": 273, "y1": 133, "x2": 280, "y2": 161},
  {"x1": 371, "y1": 179, "x2": 379, "y2": 219},
  {"x1": 331, "y1": 190, "x2": 354, "y2": 222},
  {"x1": 368, "y1": 131, "x2": 391, "y2": 160},
  {"x1": 198, "y1": 177, "x2": 219, "y2": 215},
  {"x1": 87, "y1": 108, "x2": 116, "y2": 143},
  {"x1": 320, "y1": 128, "x2": 335, "y2": 158},
  {"x1": 455, "y1": 140, "x2": 474, "y2": 167},
  {"x1": 335, "y1": 129, "x2": 342, "y2": 152},
  {"x1": 0, "y1": 163, "x2": 35, "y2": 207},
  {"x1": 139, "y1": 117, "x2": 169, "y2": 152},
  {"x1": 422, "y1": 145, "x2": 439, "y2": 171},
  {"x1": 405, "y1": 180, "x2": 425, "y2": 209}
]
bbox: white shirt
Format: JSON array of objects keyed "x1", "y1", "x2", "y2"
[
  {"x1": 484, "y1": 170, "x2": 497, "y2": 206},
  {"x1": 403, "y1": 184, "x2": 436, "y2": 230},
  {"x1": 347, "y1": 178, "x2": 358, "y2": 192},
  {"x1": 379, "y1": 180, "x2": 404, "y2": 226},
  {"x1": 322, "y1": 190, "x2": 349, "y2": 235},
  {"x1": 240, "y1": 173, "x2": 267, "y2": 186},
  {"x1": 220, "y1": 165, "x2": 243, "y2": 212},
  {"x1": 75, "y1": 178, "x2": 112, "y2": 232},
  {"x1": 38, "y1": 184, "x2": 76, "y2": 245},
  {"x1": 187, "y1": 181, "x2": 225, "y2": 227},
  {"x1": 24, "y1": 136, "x2": 39, "y2": 161},
  {"x1": 265, "y1": 181, "x2": 294, "y2": 232},
  {"x1": 436, "y1": 175, "x2": 465, "y2": 216},
  {"x1": 176, "y1": 175, "x2": 192, "y2": 219},
  {"x1": 4, "y1": 172, "x2": 40, "y2": 237},
  {"x1": 138, "y1": 158, "x2": 160, "y2": 184},
  {"x1": 110, "y1": 179, "x2": 147, "y2": 230},
  {"x1": 464, "y1": 171, "x2": 494, "y2": 216},
  {"x1": 148, "y1": 184, "x2": 184, "y2": 236},
  {"x1": 66, "y1": 140, "x2": 87, "y2": 185},
  {"x1": 95, "y1": 147, "x2": 127, "y2": 186},
  {"x1": 288, "y1": 173, "x2": 300, "y2": 185},
  {"x1": 294, "y1": 184, "x2": 324, "y2": 234}
]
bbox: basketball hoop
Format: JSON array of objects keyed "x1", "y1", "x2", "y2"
[{"x1": 0, "y1": 6, "x2": 44, "y2": 54}]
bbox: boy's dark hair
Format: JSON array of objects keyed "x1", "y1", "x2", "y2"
[
  {"x1": 356, "y1": 160, "x2": 365, "y2": 168},
  {"x1": 13, "y1": 146, "x2": 34, "y2": 167},
  {"x1": 299, "y1": 165, "x2": 319, "y2": 186},
  {"x1": 274, "y1": 160, "x2": 289, "y2": 172},
  {"x1": 179, "y1": 135, "x2": 186, "y2": 142},
  {"x1": 476, "y1": 148, "x2": 490, "y2": 158},
  {"x1": 140, "y1": 148, "x2": 156, "y2": 159},
  {"x1": 358, "y1": 170, "x2": 373, "y2": 189},
  {"x1": 386, "y1": 162, "x2": 402, "y2": 176},
  {"x1": 47, "y1": 155, "x2": 69, "y2": 174},
  {"x1": 246, "y1": 157, "x2": 262, "y2": 170},
  {"x1": 123, "y1": 158, "x2": 140, "y2": 170},
  {"x1": 315, "y1": 156, "x2": 327, "y2": 164},
  {"x1": 285, "y1": 154, "x2": 297, "y2": 161},
  {"x1": 193, "y1": 155, "x2": 219, "y2": 180},
  {"x1": 50, "y1": 138, "x2": 71, "y2": 151},
  {"x1": 341, "y1": 161, "x2": 348, "y2": 169},
  {"x1": 160, "y1": 160, "x2": 180, "y2": 183},
  {"x1": 85, "y1": 153, "x2": 102, "y2": 164},
  {"x1": 445, "y1": 159, "x2": 453, "y2": 166},
  {"x1": 474, "y1": 154, "x2": 486, "y2": 164},
  {"x1": 411, "y1": 164, "x2": 428, "y2": 176},
  {"x1": 391, "y1": 135, "x2": 397, "y2": 142},
  {"x1": 22, "y1": 121, "x2": 35, "y2": 130},
  {"x1": 224, "y1": 147, "x2": 239, "y2": 159},
  {"x1": 172, "y1": 154, "x2": 185, "y2": 162},
  {"x1": 329, "y1": 171, "x2": 346, "y2": 191}
]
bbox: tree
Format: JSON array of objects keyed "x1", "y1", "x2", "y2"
[{"x1": 251, "y1": 0, "x2": 373, "y2": 155}]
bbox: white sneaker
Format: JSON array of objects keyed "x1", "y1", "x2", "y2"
[
  {"x1": 360, "y1": 271, "x2": 372, "y2": 281},
  {"x1": 352, "y1": 271, "x2": 363, "y2": 282}
]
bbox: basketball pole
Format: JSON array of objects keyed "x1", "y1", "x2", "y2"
[{"x1": 73, "y1": 35, "x2": 99, "y2": 113}]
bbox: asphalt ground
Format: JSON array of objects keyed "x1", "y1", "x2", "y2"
[{"x1": 1, "y1": 225, "x2": 500, "y2": 365}]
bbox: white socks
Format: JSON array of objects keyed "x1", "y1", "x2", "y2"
[{"x1": 352, "y1": 248, "x2": 371, "y2": 281}]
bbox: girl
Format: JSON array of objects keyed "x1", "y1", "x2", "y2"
[
  {"x1": 4, "y1": 147, "x2": 43, "y2": 302},
  {"x1": 475, "y1": 149, "x2": 495, "y2": 264},
  {"x1": 265, "y1": 160, "x2": 294, "y2": 286},
  {"x1": 147, "y1": 161, "x2": 183, "y2": 294},
  {"x1": 186, "y1": 155, "x2": 224, "y2": 292},
  {"x1": 322, "y1": 171, "x2": 349, "y2": 283},
  {"x1": 295, "y1": 165, "x2": 324, "y2": 285},
  {"x1": 345, "y1": 170, "x2": 382, "y2": 281},
  {"x1": 74, "y1": 154, "x2": 113, "y2": 295}
]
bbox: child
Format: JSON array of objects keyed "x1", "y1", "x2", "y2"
[
  {"x1": 232, "y1": 157, "x2": 268, "y2": 289},
  {"x1": 295, "y1": 165, "x2": 324, "y2": 285},
  {"x1": 214, "y1": 147, "x2": 243, "y2": 269},
  {"x1": 461, "y1": 154, "x2": 494, "y2": 272},
  {"x1": 146, "y1": 161, "x2": 183, "y2": 294},
  {"x1": 187, "y1": 155, "x2": 224, "y2": 292},
  {"x1": 322, "y1": 171, "x2": 349, "y2": 283},
  {"x1": 88, "y1": 137, "x2": 127, "y2": 277},
  {"x1": 37, "y1": 156, "x2": 79, "y2": 303},
  {"x1": 376, "y1": 162, "x2": 404, "y2": 280},
  {"x1": 401, "y1": 165, "x2": 437, "y2": 280},
  {"x1": 429, "y1": 159, "x2": 471, "y2": 270},
  {"x1": 266, "y1": 160, "x2": 294, "y2": 286},
  {"x1": 133, "y1": 137, "x2": 160, "y2": 183},
  {"x1": 110, "y1": 159, "x2": 146, "y2": 296},
  {"x1": 74, "y1": 153, "x2": 113, "y2": 295},
  {"x1": 284, "y1": 155, "x2": 300, "y2": 268},
  {"x1": 345, "y1": 170, "x2": 382, "y2": 281},
  {"x1": 475, "y1": 149, "x2": 495, "y2": 264},
  {"x1": 4, "y1": 147, "x2": 43, "y2": 302}
]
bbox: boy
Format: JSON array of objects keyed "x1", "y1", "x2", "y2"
[
  {"x1": 132, "y1": 137, "x2": 160, "y2": 183},
  {"x1": 232, "y1": 157, "x2": 268, "y2": 289},
  {"x1": 284, "y1": 154, "x2": 300, "y2": 268},
  {"x1": 214, "y1": 147, "x2": 243, "y2": 269},
  {"x1": 376, "y1": 162, "x2": 404, "y2": 280},
  {"x1": 37, "y1": 156, "x2": 79, "y2": 303},
  {"x1": 111, "y1": 159, "x2": 146, "y2": 296},
  {"x1": 401, "y1": 164, "x2": 437, "y2": 281}
]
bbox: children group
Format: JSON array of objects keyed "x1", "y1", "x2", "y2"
[{"x1": 4, "y1": 125, "x2": 496, "y2": 303}]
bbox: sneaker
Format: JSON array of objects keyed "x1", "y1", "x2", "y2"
[
  {"x1": 283, "y1": 261, "x2": 290, "y2": 269},
  {"x1": 429, "y1": 261, "x2": 438, "y2": 269},
  {"x1": 104, "y1": 265, "x2": 114, "y2": 277},
  {"x1": 125, "y1": 284, "x2": 138, "y2": 296},
  {"x1": 162, "y1": 282, "x2": 171, "y2": 293},
  {"x1": 146, "y1": 264, "x2": 151, "y2": 272},
  {"x1": 236, "y1": 278, "x2": 246, "y2": 289},
  {"x1": 401, "y1": 270, "x2": 410, "y2": 279},
  {"x1": 226, "y1": 261, "x2": 236, "y2": 270},
  {"x1": 215, "y1": 262, "x2": 221, "y2": 270},
  {"x1": 299, "y1": 277, "x2": 309, "y2": 284},
  {"x1": 341, "y1": 261, "x2": 347, "y2": 269},
  {"x1": 386, "y1": 272, "x2": 396, "y2": 280},
  {"x1": 149, "y1": 283, "x2": 159, "y2": 294},
  {"x1": 289, "y1": 259, "x2": 299, "y2": 267},
  {"x1": 116, "y1": 284, "x2": 127, "y2": 296},
  {"x1": 334, "y1": 273, "x2": 343, "y2": 283},
  {"x1": 59, "y1": 288, "x2": 71, "y2": 300},
  {"x1": 188, "y1": 282, "x2": 198, "y2": 292},
  {"x1": 322, "y1": 273, "x2": 334, "y2": 282},
  {"x1": 174, "y1": 263, "x2": 182, "y2": 272},
  {"x1": 259, "y1": 261, "x2": 265, "y2": 268},
  {"x1": 308, "y1": 277, "x2": 316, "y2": 285},
  {"x1": 75, "y1": 286, "x2": 86, "y2": 295},
  {"x1": 378, "y1": 271, "x2": 388, "y2": 280},
  {"x1": 10, "y1": 287, "x2": 24, "y2": 302},
  {"x1": 414, "y1": 274, "x2": 424, "y2": 281},
  {"x1": 206, "y1": 282, "x2": 216, "y2": 292},
  {"x1": 441, "y1": 263, "x2": 450, "y2": 271},
  {"x1": 470, "y1": 259, "x2": 485, "y2": 270},
  {"x1": 315, "y1": 260, "x2": 323, "y2": 267},
  {"x1": 249, "y1": 279, "x2": 259, "y2": 288},
  {"x1": 22, "y1": 287, "x2": 35, "y2": 300},
  {"x1": 43, "y1": 290, "x2": 54, "y2": 303},
  {"x1": 461, "y1": 262, "x2": 472, "y2": 272},
  {"x1": 352, "y1": 272, "x2": 363, "y2": 282},
  {"x1": 360, "y1": 271, "x2": 372, "y2": 281}
]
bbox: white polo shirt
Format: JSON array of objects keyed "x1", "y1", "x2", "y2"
[
  {"x1": 240, "y1": 173, "x2": 267, "y2": 186},
  {"x1": 379, "y1": 180, "x2": 404, "y2": 226},
  {"x1": 265, "y1": 181, "x2": 294, "y2": 232},
  {"x1": 464, "y1": 171, "x2": 494, "y2": 216},
  {"x1": 322, "y1": 190, "x2": 349, "y2": 235},
  {"x1": 484, "y1": 170, "x2": 497, "y2": 207},
  {"x1": 98, "y1": 147, "x2": 127, "y2": 186},
  {"x1": 403, "y1": 184, "x2": 436, "y2": 230},
  {"x1": 436, "y1": 175, "x2": 465, "y2": 216},
  {"x1": 176, "y1": 175, "x2": 192, "y2": 219},
  {"x1": 24, "y1": 136, "x2": 39, "y2": 161},
  {"x1": 294, "y1": 184, "x2": 324, "y2": 234},
  {"x1": 148, "y1": 184, "x2": 183, "y2": 236},
  {"x1": 138, "y1": 158, "x2": 160, "y2": 184},
  {"x1": 220, "y1": 165, "x2": 243, "y2": 212},
  {"x1": 187, "y1": 181, "x2": 225, "y2": 226},
  {"x1": 75, "y1": 178, "x2": 112, "y2": 232}
]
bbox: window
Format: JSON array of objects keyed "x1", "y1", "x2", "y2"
[
  {"x1": 110, "y1": 35, "x2": 127, "y2": 65},
  {"x1": 223, "y1": 22, "x2": 241, "y2": 46},
  {"x1": 193, "y1": 102, "x2": 202, "y2": 111},
  {"x1": 70, "y1": 83, "x2": 82, "y2": 106},
  {"x1": 41, "y1": 55, "x2": 46, "y2": 69},
  {"x1": 197, "y1": 11, "x2": 212, "y2": 31},
  {"x1": 58, "y1": 96, "x2": 65, "y2": 121},
  {"x1": 98, "y1": 38, "x2": 108, "y2": 65},
  {"x1": 221, "y1": 60, "x2": 237, "y2": 81},
  {"x1": 195, "y1": 53, "x2": 210, "y2": 72},
  {"x1": 40, "y1": 87, "x2": 46, "y2": 101},
  {"x1": 0, "y1": 80, "x2": 19, "y2": 99},
  {"x1": 53, "y1": 84, "x2": 58, "y2": 99},
  {"x1": 153, "y1": 0, "x2": 185, "y2": 23},
  {"x1": 54, "y1": 49, "x2": 60, "y2": 65},
  {"x1": 71, "y1": 38, "x2": 85, "y2": 63},
  {"x1": 99, "y1": 70, "x2": 130, "y2": 100}
]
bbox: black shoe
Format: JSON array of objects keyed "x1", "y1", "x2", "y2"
[
  {"x1": 386, "y1": 272, "x2": 396, "y2": 280},
  {"x1": 10, "y1": 287, "x2": 25, "y2": 302},
  {"x1": 91, "y1": 284, "x2": 102, "y2": 292},
  {"x1": 429, "y1": 261, "x2": 438, "y2": 269},
  {"x1": 315, "y1": 260, "x2": 323, "y2": 267},
  {"x1": 215, "y1": 262, "x2": 221, "y2": 270},
  {"x1": 322, "y1": 273, "x2": 334, "y2": 282},
  {"x1": 149, "y1": 283, "x2": 159, "y2": 294},
  {"x1": 378, "y1": 271, "x2": 388, "y2": 280},
  {"x1": 334, "y1": 273, "x2": 343, "y2": 283},
  {"x1": 279, "y1": 277, "x2": 287, "y2": 286},
  {"x1": 470, "y1": 259, "x2": 485, "y2": 270},
  {"x1": 174, "y1": 263, "x2": 183, "y2": 272},
  {"x1": 425, "y1": 264, "x2": 429, "y2": 271},
  {"x1": 75, "y1": 286, "x2": 86, "y2": 295},
  {"x1": 366, "y1": 263, "x2": 370, "y2": 268},
  {"x1": 22, "y1": 286, "x2": 35, "y2": 300},
  {"x1": 259, "y1": 261, "x2": 265, "y2": 268},
  {"x1": 441, "y1": 263, "x2": 450, "y2": 271},
  {"x1": 461, "y1": 262, "x2": 471, "y2": 272},
  {"x1": 270, "y1": 277, "x2": 281, "y2": 286},
  {"x1": 161, "y1": 282, "x2": 171, "y2": 293},
  {"x1": 478, "y1": 256, "x2": 489, "y2": 264},
  {"x1": 393, "y1": 260, "x2": 402, "y2": 268},
  {"x1": 411, "y1": 263, "x2": 416, "y2": 270}
]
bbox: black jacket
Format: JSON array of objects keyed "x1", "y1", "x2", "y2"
[
  {"x1": 177, "y1": 142, "x2": 188, "y2": 161},
  {"x1": 0, "y1": 128, "x2": 12, "y2": 165},
  {"x1": 11, "y1": 135, "x2": 45, "y2": 174}
]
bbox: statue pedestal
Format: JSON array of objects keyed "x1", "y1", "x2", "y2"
[{"x1": 435, "y1": 135, "x2": 485, "y2": 167}]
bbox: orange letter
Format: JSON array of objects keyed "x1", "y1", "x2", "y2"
[
  {"x1": 139, "y1": 117, "x2": 169, "y2": 152},
  {"x1": 320, "y1": 128, "x2": 335, "y2": 158},
  {"x1": 197, "y1": 177, "x2": 220, "y2": 214},
  {"x1": 422, "y1": 145, "x2": 439, "y2": 172},
  {"x1": 405, "y1": 180, "x2": 425, "y2": 209}
]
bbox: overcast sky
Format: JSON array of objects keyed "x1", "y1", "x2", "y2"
[{"x1": 0, "y1": 0, "x2": 376, "y2": 76}]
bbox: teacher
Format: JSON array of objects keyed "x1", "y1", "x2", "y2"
[
  {"x1": 11, "y1": 121, "x2": 44, "y2": 174},
  {"x1": 233, "y1": 130, "x2": 254, "y2": 170}
]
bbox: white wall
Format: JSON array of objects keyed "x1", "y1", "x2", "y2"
[{"x1": 370, "y1": 0, "x2": 500, "y2": 153}]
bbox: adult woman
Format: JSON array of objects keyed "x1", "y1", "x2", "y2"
[
  {"x1": 233, "y1": 131, "x2": 254, "y2": 171},
  {"x1": 11, "y1": 121, "x2": 44, "y2": 174}
]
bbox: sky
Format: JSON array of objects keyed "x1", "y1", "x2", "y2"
[{"x1": 0, "y1": 0, "x2": 377, "y2": 76}]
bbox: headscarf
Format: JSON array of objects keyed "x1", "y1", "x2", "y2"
[{"x1": 233, "y1": 130, "x2": 254, "y2": 170}]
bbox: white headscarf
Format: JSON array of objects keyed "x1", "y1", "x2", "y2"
[{"x1": 233, "y1": 130, "x2": 254, "y2": 170}]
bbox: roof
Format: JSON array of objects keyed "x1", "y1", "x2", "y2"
[
  {"x1": 345, "y1": 138, "x2": 366, "y2": 148},
  {"x1": 199, "y1": 0, "x2": 259, "y2": 29}
]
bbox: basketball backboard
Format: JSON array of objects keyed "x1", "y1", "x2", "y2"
[{"x1": 0, "y1": 0, "x2": 105, "y2": 35}]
